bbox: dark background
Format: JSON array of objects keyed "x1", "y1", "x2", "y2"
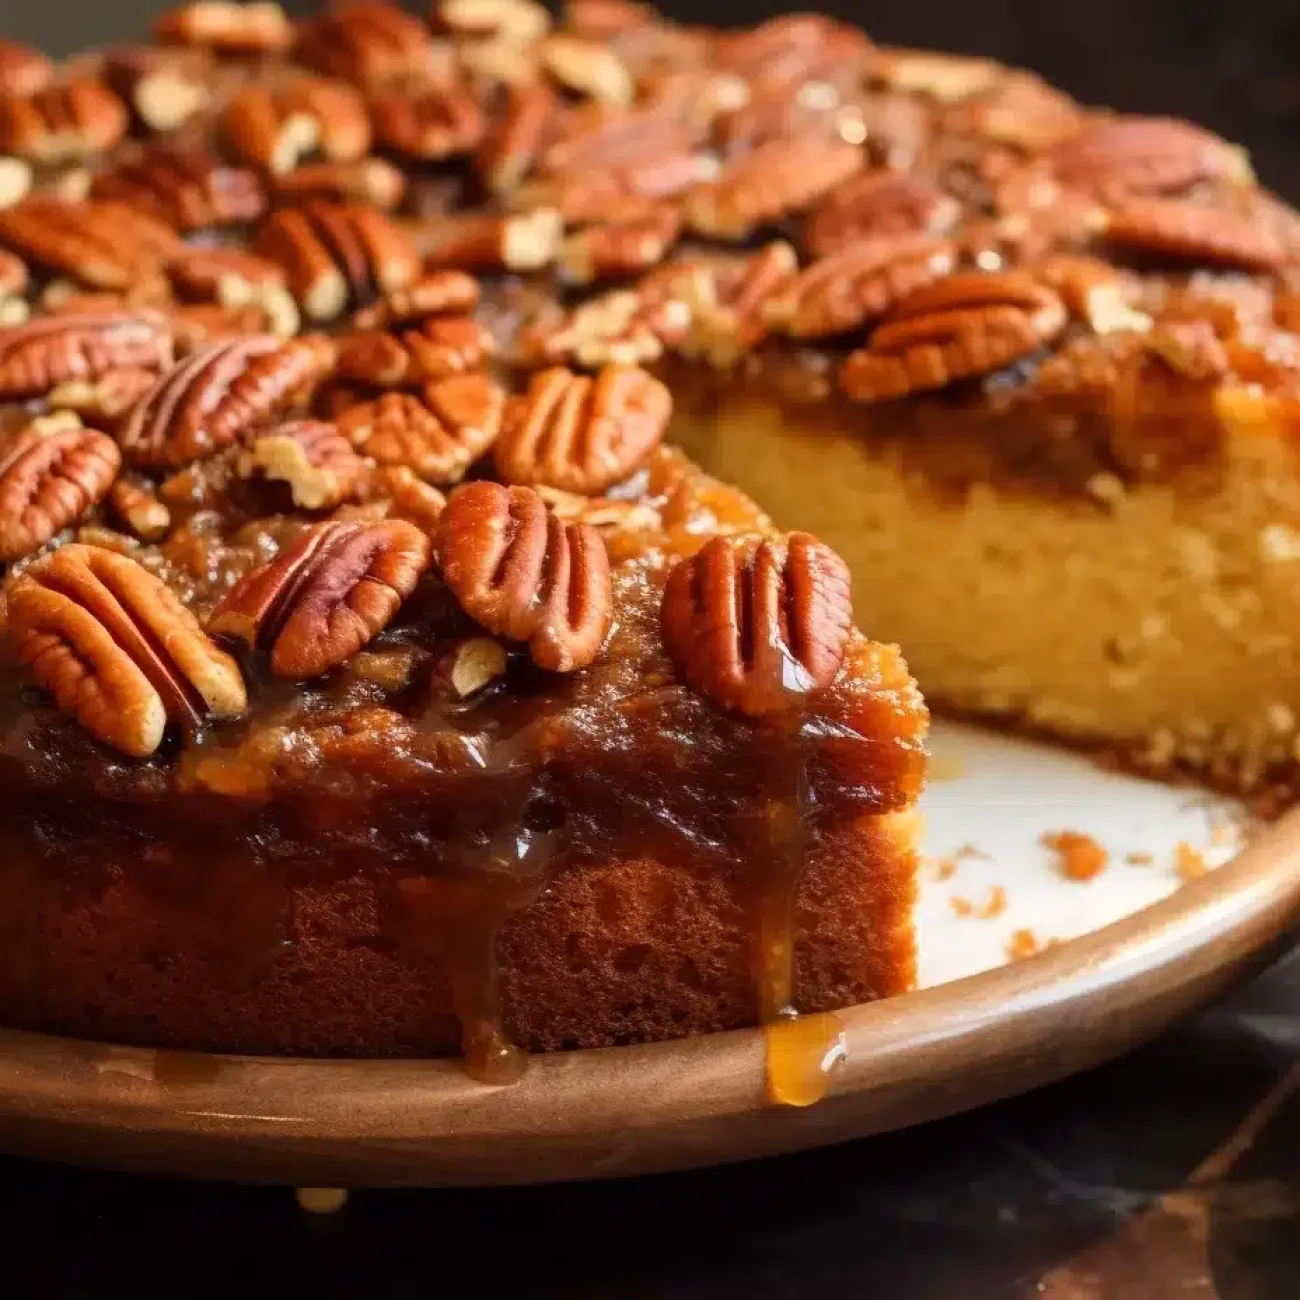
[{"x1": 6, "y1": 3, "x2": 1300, "y2": 1296}]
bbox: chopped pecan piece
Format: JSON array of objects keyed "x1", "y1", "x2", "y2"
[
  {"x1": 0, "y1": 198, "x2": 181, "y2": 290},
  {"x1": 660, "y1": 532, "x2": 852, "y2": 717},
  {"x1": 517, "y1": 287, "x2": 685, "y2": 368},
  {"x1": 90, "y1": 145, "x2": 266, "y2": 232},
  {"x1": 436, "y1": 0, "x2": 551, "y2": 44},
  {"x1": 222, "y1": 77, "x2": 371, "y2": 175},
  {"x1": 8, "y1": 542, "x2": 246, "y2": 756},
  {"x1": 0, "y1": 311, "x2": 172, "y2": 400},
  {"x1": 841, "y1": 270, "x2": 1067, "y2": 402},
  {"x1": 350, "y1": 270, "x2": 480, "y2": 328},
  {"x1": 420, "y1": 209, "x2": 562, "y2": 272},
  {"x1": 338, "y1": 374, "x2": 505, "y2": 484},
  {"x1": 240, "y1": 419, "x2": 367, "y2": 510},
  {"x1": 475, "y1": 79, "x2": 556, "y2": 194},
  {"x1": 338, "y1": 316, "x2": 492, "y2": 385},
  {"x1": 1103, "y1": 199, "x2": 1288, "y2": 273},
  {"x1": 274, "y1": 157, "x2": 406, "y2": 211},
  {"x1": 100, "y1": 45, "x2": 211, "y2": 134},
  {"x1": 437, "y1": 480, "x2": 613, "y2": 671},
  {"x1": 156, "y1": 2, "x2": 295, "y2": 53},
  {"x1": 362, "y1": 464, "x2": 447, "y2": 532},
  {"x1": 685, "y1": 134, "x2": 862, "y2": 239},
  {"x1": 109, "y1": 472, "x2": 172, "y2": 541},
  {"x1": 804, "y1": 168, "x2": 961, "y2": 259},
  {"x1": 496, "y1": 364, "x2": 671, "y2": 494},
  {"x1": 120, "y1": 335, "x2": 329, "y2": 468},
  {"x1": 296, "y1": 2, "x2": 445, "y2": 86},
  {"x1": 370, "y1": 82, "x2": 487, "y2": 161},
  {"x1": 0, "y1": 38, "x2": 52, "y2": 98},
  {"x1": 208, "y1": 518, "x2": 432, "y2": 678},
  {"x1": 255, "y1": 201, "x2": 420, "y2": 321},
  {"x1": 764, "y1": 236, "x2": 957, "y2": 339},
  {"x1": 0, "y1": 79, "x2": 128, "y2": 165},
  {"x1": 0, "y1": 418, "x2": 121, "y2": 561},
  {"x1": 540, "y1": 36, "x2": 633, "y2": 106},
  {"x1": 560, "y1": 204, "x2": 682, "y2": 284}
]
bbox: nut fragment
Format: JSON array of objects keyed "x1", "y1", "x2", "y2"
[
  {"x1": 660, "y1": 532, "x2": 852, "y2": 717},
  {"x1": 437, "y1": 0, "x2": 550, "y2": 45},
  {"x1": 8, "y1": 543, "x2": 246, "y2": 756},
  {"x1": 48, "y1": 366, "x2": 162, "y2": 423},
  {"x1": 363, "y1": 465, "x2": 447, "y2": 531},
  {"x1": 369, "y1": 82, "x2": 487, "y2": 161},
  {"x1": 90, "y1": 145, "x2": 266, "y2": 232},
  {"x1": 338, "y1": 316, "x2": 493, "y2": 385},
  {"x1": 437, "y1": 480, "x2": 613, "y2": 671},
  {"x1": 100, "y1": 45, "x2": 211, "y2": 134},
  {"x1": 166, "y1": 247, "x2": 287, "y2": 302},
  {"x1": 1103, "y1": 199, "x2": 1288, "y2": 272},
  {"x1": 338, "y1": 374, "x2": 505, "y2": 484},
  {"x1": 540, "y1": 36, "x2": 633, "y2": 106},
  {"x1": 0, "y1": 311, "x2": 173, "y2": 400},
  {"x1": 296, "y1": 2, "x2": 445, "y2": 86},
  {"x1": 120, "y1": 335, "x2": 329, "y2": 468},
  {"x1": 496, "y1": 365, "x2": 671, "y2": 494},
  {"x1": 241, "y1": 420, "x2": 367, "y2": 509},
  {"x1": 208, "y1": 518, "x2": 433, "y2": 678},
  {"x1": 0, "y1": 419, "x2": 121, "y2": 561},
  {"x1": 448, "y1": 636, "x2": 508, "y2": 698},
  {"x1": 155, "y1": 2, "x2": 294, "y2": 53},
  {"x1": 841, "y1": 270, "x2": 1067, "y2": 402},
  {"x1": 560, "y1": 204, "x2": 682, "y2": 284},
  {"x1": 804, "y1": 169, "x2": 961, "y2": 259},
  {"x1": 421, "y1": 209, "x2": 563, "y2": 273},
  {"x1": 223, "y1": 78, "x2": 371, "y2": 175},
  {"x1": 274, "y1": 158, "x2": 406, "y2": 211},
  {"x1": 0, "y1": 79, "x2": 128, "y2": 165},
  {"x1": 0, "y1": 157, "x2": 33, "y2": 210},
  {"x1": 0, "y1": 38, "x2": 52, "y2": 98},
  {"x1": 109, "y1": 473, "x2": 172, "y2": 541}
]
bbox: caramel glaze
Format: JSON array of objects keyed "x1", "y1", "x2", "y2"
[{"x1": 0, "y1": 446, "x2": 926, "y2": 1077}]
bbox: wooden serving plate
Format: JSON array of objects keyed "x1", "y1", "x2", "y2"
[{"x1": 0, "y1": 723, "x2": 1297, "y2": 1187}]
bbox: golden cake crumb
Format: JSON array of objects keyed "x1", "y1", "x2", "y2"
[
  {"x1": 1006, "y1": 929, "x2": 1042, "y2": 960},
  {"x1": 1174, "y1": 842, "x2": 1209, "y2": 881},
  {"x1": 1041, "y1": 830, "x2": 1109, "y2": 881},
  {"x1": 948, "y1": 885, "x2": 1006, "y2": 919},
  {"x1": 1125, "y1": 850, "x2": 1154, "y2": 865}
]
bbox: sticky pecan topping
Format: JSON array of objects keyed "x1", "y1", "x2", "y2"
[
  {"x1": 254, "y1": 201, "x2": 420, "y2": 321},
  {"x1": 90, "y1": 145, "x2": 266, "y2": 233},
  {"x1": 1102, "y1": 199, "x2": 1288, "y2": 273},
  {"x1": 436, "y1": 480, "x2": 613, "y2": 671},
  {"x1": 370, "y1": 82, "x2": 487, "y2": 161},
  {"x1": 8, "y1": 543, "x2": 247, "y2": 756},
  {"x1": 296, "y1": 2, "x2": 444, "y2": 86},
  {"x1": 208, "y1": 517, "x2": 433, "y2": 678},
  {"x1": 338, "y1": 374, "x2": 505, "y2": 484},
  {"x1": 240, "y1": 420, "x2": 368, "y2": 510},
  {"x1": 764, "y1": 236, "x2": 958, "y2": 339},
  {"x1": 222, "y1": 77, "x2": 372, "y2": 176},
  {"x1": 0, "y1": 38, "x2": 52, "y2": 98},
  {"x1": 0, "y1": 418, "x2": 121, "y2": 561},
  {"x1": 119, "y1": 335, "x2": 329, "y2": 468},
  {"x1": 0, "y1": 79, "x2": 128, "y2": 165},
  {"x1": 495, "y1": 364, "x2": 671, "y2": 494},
  {"x1": 0, "y1": 311, "x2": 173, "y2": 400},
  {"x1": 804, "y1": 169, "x2": 962, "y2": 260},
  {"x1": 660, "y1": 532, "x2": 852, "y2": 717},
  {"x1": 841, "y1": 270, "x2": 1068, "y2": 402},
  {"x1": 155, "y1": 2, "x2": 295, "y2": 54}
]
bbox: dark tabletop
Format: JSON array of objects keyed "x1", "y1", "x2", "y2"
[{"x1": 5, "y1": 2, "x2": 1300, "y2": 1296}]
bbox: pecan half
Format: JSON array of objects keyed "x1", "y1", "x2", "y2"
[
  {"x1": 296, "y1": 2, "x2": 444, "y2": 86},
  {"x1": 208, "y1": 518, "x2": 432, "y2": 678},
  {"x1": 338, "y1": 316, "x2": 492, "y2": 384},
  {"x1": 48, "y1": 366, "x2": 162, "y2": 424},
  {"x1": 1103, "y1": 199, "x2": 1288, "y2": 272},
  {"x1": 436, "y1": 0, "x2": 551, "y2": 44},
  {"x1": 872, "y1": 48, "x2": 1000, "y2": 101},
  {"x1": 0, "y1": 79, "x2": 128, "y2": 165},
  {"x1": 100, "y1": 45, "x2": 211, "y2": 134},
  {"x1": 517, "y1": 287, "x2": 687, "y2": 368},
  {"x1": 764, "y1": 236, "x2": 957, "y2": 339},
  {"x1": 274, "y1": 157, "x2": 406, "y2": 210},
  {"x1": 841, "y1": 270, "x2": 1067, "y2": 402},
  {"x1": 223, "y1": 77, "x2": 371, "y2": 175},
  {"x1": 0, "y1": 38, "x2": 52, "y2": 98},
  {"x1": 495, "y1": 364, "x2": 671, "y2": 494},
  {"x1": 8, "y1": 543, "x2": 246, "y2": 755},
  {"x1": 0, "y1": 311, "x2": 173, "y2": 400},
  {"x1": 713, "y1": 13, "x2": 872, "y2": 90},
  {"x1": 167, "y1": 248, "x2": 287, "y2": 302},
  {"x1": 155, "y1": 2, "x2": 295, "y2": 53},
  {"x1": 420, "y1": 209, "x2": 563, "y2": 273},
  {"x1": 474, "y1": 79, "x2": 556, "y2": 194},
  {"x1": 560, "y1": 204, "x2": 682, "y2": 284},
  {"x1": 109, "y1": 473, "x2": 171, "y2": 541},
  {"x1": 119, "y1": 335, "x2": 329, "y2": 468},
  {"x1": 240, "y1": 419, "x2": 367, "y2": 510},
  {"x1": 350, "y1": 270, "x2": 480, "y2": 328},
  {"x1": 370, "y1": 82, "x2": 487, "y2": 161},
  {"x1": 254, "y1": 201, "x2": 420, "y2": 321},
  {"x1": 685, "y1": 134, "x2": 862, "y2": 240},
  {"x1": 0, "y1": 418, "x2": 121, "y2": 561},
  {"x1": 660, "y1": 532, "x2": 852, "y2": 717},
  {"x1": 804, "y1": 169, "x2": 961, "y2": 259},
  {"x1": 90, "y1": 145, "x2": 266, "y2": 232},
  {"x1": 540, "y1": 36, "x2": 633, "y2": 106},
  {"x1": 436, "y1": 480, "x2": 613, "y2": 671},
  {"x1": 338, "y1": 374, "x2": 505, "y2": 484}
]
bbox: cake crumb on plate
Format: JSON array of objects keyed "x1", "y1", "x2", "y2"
[{"x1": 1041, "y1": 830, "x2": 1109, "y2": 881}]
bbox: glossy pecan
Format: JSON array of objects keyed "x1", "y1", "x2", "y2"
[
  {"x1": 350, "y1": 270, "x2": 480, "y2": 328},
  {"x1": 99, "y1": 45, "x2": 211, "y2": 134},
  {"x1": 208, "y1": 518, "x2": 432, "y2": 678},
  {"x1": 274, "y1": 157, "x2": 406, "y2": 210},
  {"x1": 361, "y1": 465, "x2": 447, "y2": 532},
  {"x1": 713, "y1": 13, "x2": 872, "y2": 90},
  {"x1": 685, "y1": 134, "x2": 862, "y2": 240},
  {"x1": 90, "y1": 145, "x2": 265, "y2": 233},
  {"x1": 540, "y1": 35, "x2": 633, "y2": 105},
  {"x1": 841, "y1": 270, "x2": 1067, "y2": 403},
  {"x1": 222, "y1": 77, "x2": 371, "y2": 175},
  {"x1": 474, "y1": 79, "x2": 555, "y2": 194},
  {"x1": 296, "y1": 2, "x2": 444, "y2": 86},
  {"x1": 436, "y1": 480, "x2": 613, "y2": 672},
  {"x1": 109, "y1": 472, "x2": 171, "y2": 541},
  {"x1": 496, "y1": 364, "x2": 671, "y2": 494},
  {"x1": 0, "y1": 417, "x2": 121, "y2": 561},
  {"x1": 0, "y1": 198, "x2": 181, "y2": 290},
  {"x1": 660, "y1": 532, "x2": 852, "y2": 717},
  {"x1": 0, "y1": 311, "x2": 173, "y2": 400},
  {"x1": 764, "y1": 236, "x2": 957, "y2": 339},
  {"x1": 560, "y1": 204, "x2": 682, "y2": 284},
  {"x1": 1103, "y1": 199, "x2": 1288, "y2": 272},
  {"x1": 119, "y1": 335, "x2": 329, "y2": 468},
  {"x1": 534, "y1": 102, "x2": 698, "y2": 182},
  {"x1": 872, "y1": 48, "x2": 1001, "y2": 101},
  {"x1": 254, "y1": 201, "x2": 420, "y2": 321},
  {"x1": 240, "y1": 419, "x2": 367, "y2": 510},
  {"x1": 338, "y1": 316, "x2": 493, "y2": 385},
  {"x1": 155, "y1": 2, "x2": 295, "y2": 53},
  {"x1": 8, "y1": 543, "x2": 246, "y2": 756},
  {"x1": 0, "y1": 38, "x2": 52, "y2": 98},
  {"x1": 166, "y1": 248, "x2": 286, "y2": 303},
  {"x1": 420, "y1": 209, "x2": 563, "y2": 273},
  {"x1": 338, "y1": 374, "x2": 505, "y2": 484},
  {"x1": 804, "y1": 169, "x2": 961, "y2": 259},
  {"x1": 370, "y1": 82, "x2": 487, "y2": 161},
  {"x1": 47, "y1": 366, "x2": 162, "y2": 424},
  {"x1": 436, "y1": 0, "x2": 551, "y2": 43},
  {"x1": 0, "y1": 79, "x2": 128, "y2": 165}
]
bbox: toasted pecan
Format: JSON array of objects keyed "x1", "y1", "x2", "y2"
[{"x1": 0, "y1": 311, "x2": 173, "y2": 400}]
